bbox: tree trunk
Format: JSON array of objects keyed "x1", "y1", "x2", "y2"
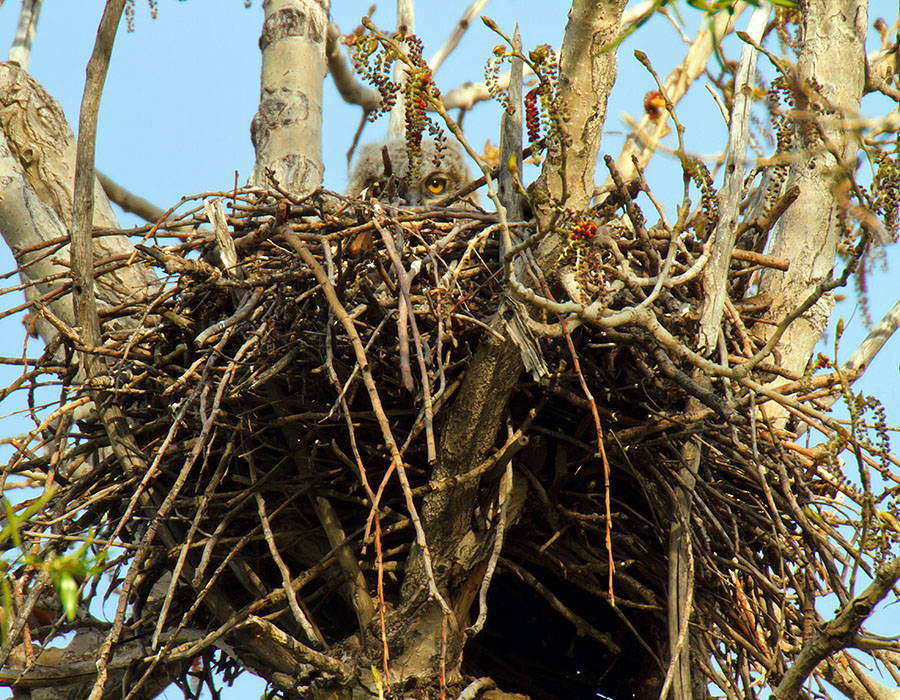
[
  {"x1": 0, "y1": 64, "x2": 156, "y2": 331},
  {"x1": 534, "y1": 0, "x2": 626, "y2": 214},
  {"x1": 249, "y1": 0, "x2": 329, "y2": 194},
  {"x1": 757, "y1": 0, "x2": 867, "y2": 376}
]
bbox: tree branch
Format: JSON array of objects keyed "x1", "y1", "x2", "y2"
[
  {"x1": 72, "y1": 0, "x2": 123, "y2": 353},
  {"x1": 774, "y1": 556, "x2": 900, "y2": 700},
  {"x1": 697, "y1": 3, "x2": 770, "y2": 352},
  {"x1": 536, "y1": 0, "x2": 626, "y2": 212},
  {"x1": 8, "y1": 0, "x2": 42, "y2": 69},
  {"x1": 95, "y1": 169, "x2": 166, "y2": 223}
]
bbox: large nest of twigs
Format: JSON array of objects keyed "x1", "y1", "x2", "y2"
[{"x1": 10, "y1": 184, "x2": 899, "y2": 700}]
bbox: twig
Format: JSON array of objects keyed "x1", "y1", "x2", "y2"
[
  {"x1": 697, "y1": 2, "x2": 770, "y2": 352},
  {"x1": 254, "y1": 479, "x2": 324, "y2": 647},
  {"x1": 195, "y1": 289, "x2": 262, "y2": 346},
  {"x1": 68, "y1": 4, "x2": 134, "y2": 697},
  {"x1": 96, "y1": 170, "x2": 166, "y2": 224},
  {"x1": 374, "y1": 216, "x2": 437, "y2": 462},
  {"x1": 466, "y1": 461, "x2": 513, "y2": 636}
]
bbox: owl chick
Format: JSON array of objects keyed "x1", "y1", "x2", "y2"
[{"x1": 346, "y1": 137, "x2": 478, "y2": 206}]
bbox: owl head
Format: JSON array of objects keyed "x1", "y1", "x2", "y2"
[{"x1": 345, "y1": 137, "x2": 478, "y2": 206}]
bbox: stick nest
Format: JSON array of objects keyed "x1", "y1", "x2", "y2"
[{"x1": 5, "y1": 186, "x2": 899, "y2": 700}]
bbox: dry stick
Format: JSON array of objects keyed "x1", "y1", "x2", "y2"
[
  {"x1": 734, "y1": 183, "x2": 800, "y2": 246},
  {"x1": 502, "y1": 232, "x2": 869, "y2": 445},
  {"x1": 125, "y1": 319, "x2": 300, "y2": 696},
  {"x1": 428, "y1": 0, "x2": 491, "y2": 73},
  {"x1": 127, "y1": 449, "x2": 336, "y2": 696},
  {"x1": 374, "y1": 217, "x2": 437, "y2": 462},
  {"x1": 129, "y1": 344, "x2": 248, "y2": 697},
  {"x1": 284, "y1": 232, "x2": 452, "y2": 615},
  {"x1": 396, "y1": 261, "x2": 415, "y2": 390},
  {"x1": 254, "y1": 479, "x2": 323, "y2": 647},
  {"x1": 774, "y1": 555, "x2": 900, "y2": 700},
  {"x1": 466, "y1": 461, "x2": 512, "y2": 636},
  {"x1": 697, "y1": 2, "x2": 770, "y2": 352},
  {"x1": 66, "y1": 3, "x2": 137, "y2": 698},
  {"x1": 604, "y1": 155, "x2": 657, "y2": 271},
  {"x1": 422, "y1": 397, "x2": 540, "y2": 496},
  {"x1": 834, "y1": 653, "x2": 900, "y2": 700},
  {"x1": 141, "y1": 489, "x2": 323, "y2": 675},
  {"x1": 149, "y1": 442, "x2": 230, "y2": 651},
  {"x1": 160, "y1": 550, "x2": 324, "y2": 668}
]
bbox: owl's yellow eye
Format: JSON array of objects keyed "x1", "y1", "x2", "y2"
[{"x1": 425, "y1": 175, "x2": 447, "y2": 195}]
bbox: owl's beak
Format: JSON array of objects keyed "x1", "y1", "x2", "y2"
[{"x1": 401, "y1": 188, "x2": 422, "y2": 206}]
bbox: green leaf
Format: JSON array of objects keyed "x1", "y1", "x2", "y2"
[
  {"x1": 58, "y1": 574, "x2": 78, "y2": 621},
  {"x1": 0, "y1": 578, "x2": 11, "y2": 643}
]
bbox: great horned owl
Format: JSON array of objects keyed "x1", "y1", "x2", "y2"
[{"x1": 346, "y1": 137, "x2": 478, "y2": 206}]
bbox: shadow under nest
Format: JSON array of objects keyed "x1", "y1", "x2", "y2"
[{"x1": 20, "y1": 189, "x2": 856, "y2": 699}]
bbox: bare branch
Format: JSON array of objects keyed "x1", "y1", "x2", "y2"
[
  {"x1": 774, "y1": 556, "x2": 900, "y2": 700},
  {"x1": 95, "y1": 169, "x2": 166, "y2": 223},
  {"x1": 327, "y1": 21, "x2": 380, "y2": 112},
  {"x1": 428, "y1": 0, "x2": 490, "y2": 73},
  {"x1": 8, "y1": 0, "x2": 42, "y2": 69},
  {"x1": 697, "y1": 3, "x2": 770, "y2": 352}
]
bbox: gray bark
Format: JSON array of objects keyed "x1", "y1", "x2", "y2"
[
  {"x1": 757, "y1": 0, "x2": 867, "y2": 376},
  {"x1": 535, "y1": 0, "x2": 627, "y2": 213}
]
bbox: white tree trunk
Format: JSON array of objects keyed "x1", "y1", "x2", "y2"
[
  {"x1": 249, "y1": 0, "x2": 329, "y2": 194},
  {"x1": 758, "y1": 0, "x2": 867, "y2": 376},
  {"x1": 0, "y1": 63, "x2": 156, "y2": 330}
]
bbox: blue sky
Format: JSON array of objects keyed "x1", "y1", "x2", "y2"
[{"x1": 0, "y1": 1, "x2": 897, "y2": 698}]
